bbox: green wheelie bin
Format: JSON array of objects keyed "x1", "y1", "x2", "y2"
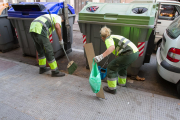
[{"x1": 78, "y1": 2, "x2": 158, "y2": 76}]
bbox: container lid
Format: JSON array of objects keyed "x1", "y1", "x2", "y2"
[
  {"x1": 8, "y1": 2, "x2": 75, "y2": 18},
  {"x1": 11, "y1": 3, "x2": 45, "y2": 11},
  {"x1": 78, "y1": 2, "x2": 158, "y2": 28}
]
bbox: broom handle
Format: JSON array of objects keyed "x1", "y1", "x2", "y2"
[
  {"x1": 62, "y1": 46, "x2": 70, "y2": 62},
  {"x1": 47, "y1": 10, "x2": 54, "y2": 35},
  {"x1": 48, "y1": 9, "x2": 70, "y2": 63}
]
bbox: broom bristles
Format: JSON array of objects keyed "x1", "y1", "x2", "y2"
[{"x1": 68, "y1": 61, "x2": 77, "y2": 74}]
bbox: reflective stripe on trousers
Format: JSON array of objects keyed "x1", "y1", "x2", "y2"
[
  {"x1": 39, "y1": 56, "x2": 46, "y2": 68},
  {"x1": 117, "y1": 75, "x2": 126, "y2": 86},
  {"x1": 107, "y1": 77, "x2": 117, "y2": 90},
  {"x1": 48, "y1": 59, "x2": 58, "y2": 71}
]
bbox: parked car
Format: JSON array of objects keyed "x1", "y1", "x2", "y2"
[
  {"x1": 156, "y1": 15, "x2": 180, "y2": 96},
  {"x1": 154, "y1": 1, "x2": 180, "y2": 52}
]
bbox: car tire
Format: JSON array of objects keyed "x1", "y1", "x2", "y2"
[{"x1": 177, "y1": 81, "x2": 180, "y2": 97}]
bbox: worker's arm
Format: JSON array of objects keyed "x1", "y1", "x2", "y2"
[
  {"x1": 94, "y1": 45, "x2": 115, "y2": 63},
  {"x1": 102, "y1": 45, "x2": 115, "y2": 58},
  {"x1": 55, "y1": 23, "x2": 62, "y2": 41}
]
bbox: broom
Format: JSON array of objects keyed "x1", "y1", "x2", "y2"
[
  {"x1": 62, "y1": 47, "x2": 77, "y2": 74},
  {"x1": 48, "y1": 10, "x2": 77, "y2": 74}
]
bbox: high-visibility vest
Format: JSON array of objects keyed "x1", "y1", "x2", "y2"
[
  {"x1": 33, "y1": 15, "x2": 53, "y2": 36},
  {"x1": 105, "y1": 35, "x2": 138, "y2": 56},
  {"x1": 29, "y1": 14, "x2": 62, "y2": 38}
]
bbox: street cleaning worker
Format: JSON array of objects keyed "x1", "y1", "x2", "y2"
[
  {"x1": 94, "y1": 26, "x2": 139, "y2": 94},
  {"x1": 29, "y1": 14, "x2": 65, "y2": 77}
]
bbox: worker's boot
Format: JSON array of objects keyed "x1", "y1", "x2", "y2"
[
  {"x1": 39, "y1": 67, "x2": 50, "y2": 74},
  {"x1": 51, "y1": 71, "x2": 65, "y2": 77},
  {"x1": 103, "y1": 86, "x2": 116, "y2": 94}
]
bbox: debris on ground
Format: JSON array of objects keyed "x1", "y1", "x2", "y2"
[
  {"x1": 127, "y1": 80, "x2": 134, "y2": 83},
  {"x1": 130, "y1": 75, "x2": 145, "y2": 81}
]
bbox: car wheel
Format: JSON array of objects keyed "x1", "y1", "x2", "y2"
[{"x1": 177, "y1": 81, "x2": 180, "y2": 97}]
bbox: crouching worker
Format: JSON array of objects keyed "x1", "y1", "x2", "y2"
[
  {"x1": 29, "y1": 14, "x2": 65, "y2": 77},
  {"x1": 94, "y1": 26, "x2": 139, "y2": 94}
]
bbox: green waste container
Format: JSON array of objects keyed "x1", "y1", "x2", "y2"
[{"x1": 78, "y1": 2, "x2": 158, "y2": 76}]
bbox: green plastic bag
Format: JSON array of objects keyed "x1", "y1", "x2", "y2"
[{"x1": 89, "y1": 59, "x2": 101, "y2": 93}]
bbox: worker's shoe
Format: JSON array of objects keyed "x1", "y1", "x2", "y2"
[
  {"x1": 39, "y1": 67, "x2": 50, "y2": 74},
  {"x1": 51, "y1": 71, "x2": 65, "y2": 77},
  {"x1": 103, "y1": 86, "x2": 116, "y2": 94}
]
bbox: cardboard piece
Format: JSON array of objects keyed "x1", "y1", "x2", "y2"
[{"x1": 84, "y1": 43, "x2": 105, "y2": 99}]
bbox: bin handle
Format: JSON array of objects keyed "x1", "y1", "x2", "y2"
[{"x1": 104, "y1": 13, "x2": 118, "y2": 20}]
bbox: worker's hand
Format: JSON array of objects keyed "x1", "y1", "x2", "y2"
[
  {"x1": 94, "y1": 54, "x2": 104, "y2": 63},
  {"x1": 59, "y1": 40, "x2": 64, "y2": 48}
]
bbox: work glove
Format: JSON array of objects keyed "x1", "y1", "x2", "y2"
[
  {"x1": 94, "y1": 54, "x2": 104, "y2": 63},
  {"x1": 59, "y1": 40, "x2": 64, "y2": 48}
]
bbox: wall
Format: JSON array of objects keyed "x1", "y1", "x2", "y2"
[
  {"x1": 16, "y1": 0, "x2": 26, "y2": 2},
  {"x1": 104, "y1": 0, "x2": 121, "y2": 3},
  {"x1": 45, "y1": 0, "x2": 74, "y2": 7},
  {"x1": 121, "y1": 0, "x2": 133, "y2": 3},
  {"x1": 74, "y1": 0, "x2": 93, "y2": 14},
  {"x1": 99, "y1": 0, "x2": 137, "y2": 3},
  {"x1": 93, "y1": 0, "x2": 99, "y2": 2}
]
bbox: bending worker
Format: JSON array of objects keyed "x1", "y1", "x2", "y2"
[
  {"x1": 29, "y1": 14, "x2": 65, "y2": 77},
  {"x1": 94, "y1": 26, "x2": 139, "y2": 94}
]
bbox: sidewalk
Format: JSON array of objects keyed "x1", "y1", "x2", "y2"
[
  {"x1": 74, "y1": 14, "x2": 78, "y2": 24},
  {"x1": 73, "y1": 15, "x2": 80, "y2": 32},
  {"x1": 0, "y1": 57, "x2": 180, "y2": 120}
]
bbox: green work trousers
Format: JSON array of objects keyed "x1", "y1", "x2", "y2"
[
  {"x1": 30, "y1": 32, "x2": 59, "y2": 72},
  {"x1": 107, "y1": 52, "x2": 139, "y2": 90}
]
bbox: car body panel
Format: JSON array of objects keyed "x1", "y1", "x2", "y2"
[
  {"x1": 156, "y1": 15, "x2": 180, "y2": 84},
  {"x1": 161, "y1": 31, "x2": 180, "y2": 66},
  {"x1": 156, "y1": 47, "x2": 180, "y2": 84},
  {"x1": 155, "y1": 19, "x2": 172, "y2": 43}
]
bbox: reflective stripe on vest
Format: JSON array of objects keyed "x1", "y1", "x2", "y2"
[
  {"x1": 118, "y1": 38, "x2": 131, "y2": 54},
  {"x1": 32, "y1": 16, "x2": 52, "y2": 36},
  {"x1": 114, "y1": 37, "x2": 131, "y2": 55},
  {"x1": 41, "y1": 15, "x2": 54, "y2": 32},
  {"x1": 41, "y1": 16, "x2": 52, "y2": 27}
]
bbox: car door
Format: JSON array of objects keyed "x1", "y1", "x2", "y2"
[{"x1": 155, "y1": 2, "x2": 180, "y2": 44}]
